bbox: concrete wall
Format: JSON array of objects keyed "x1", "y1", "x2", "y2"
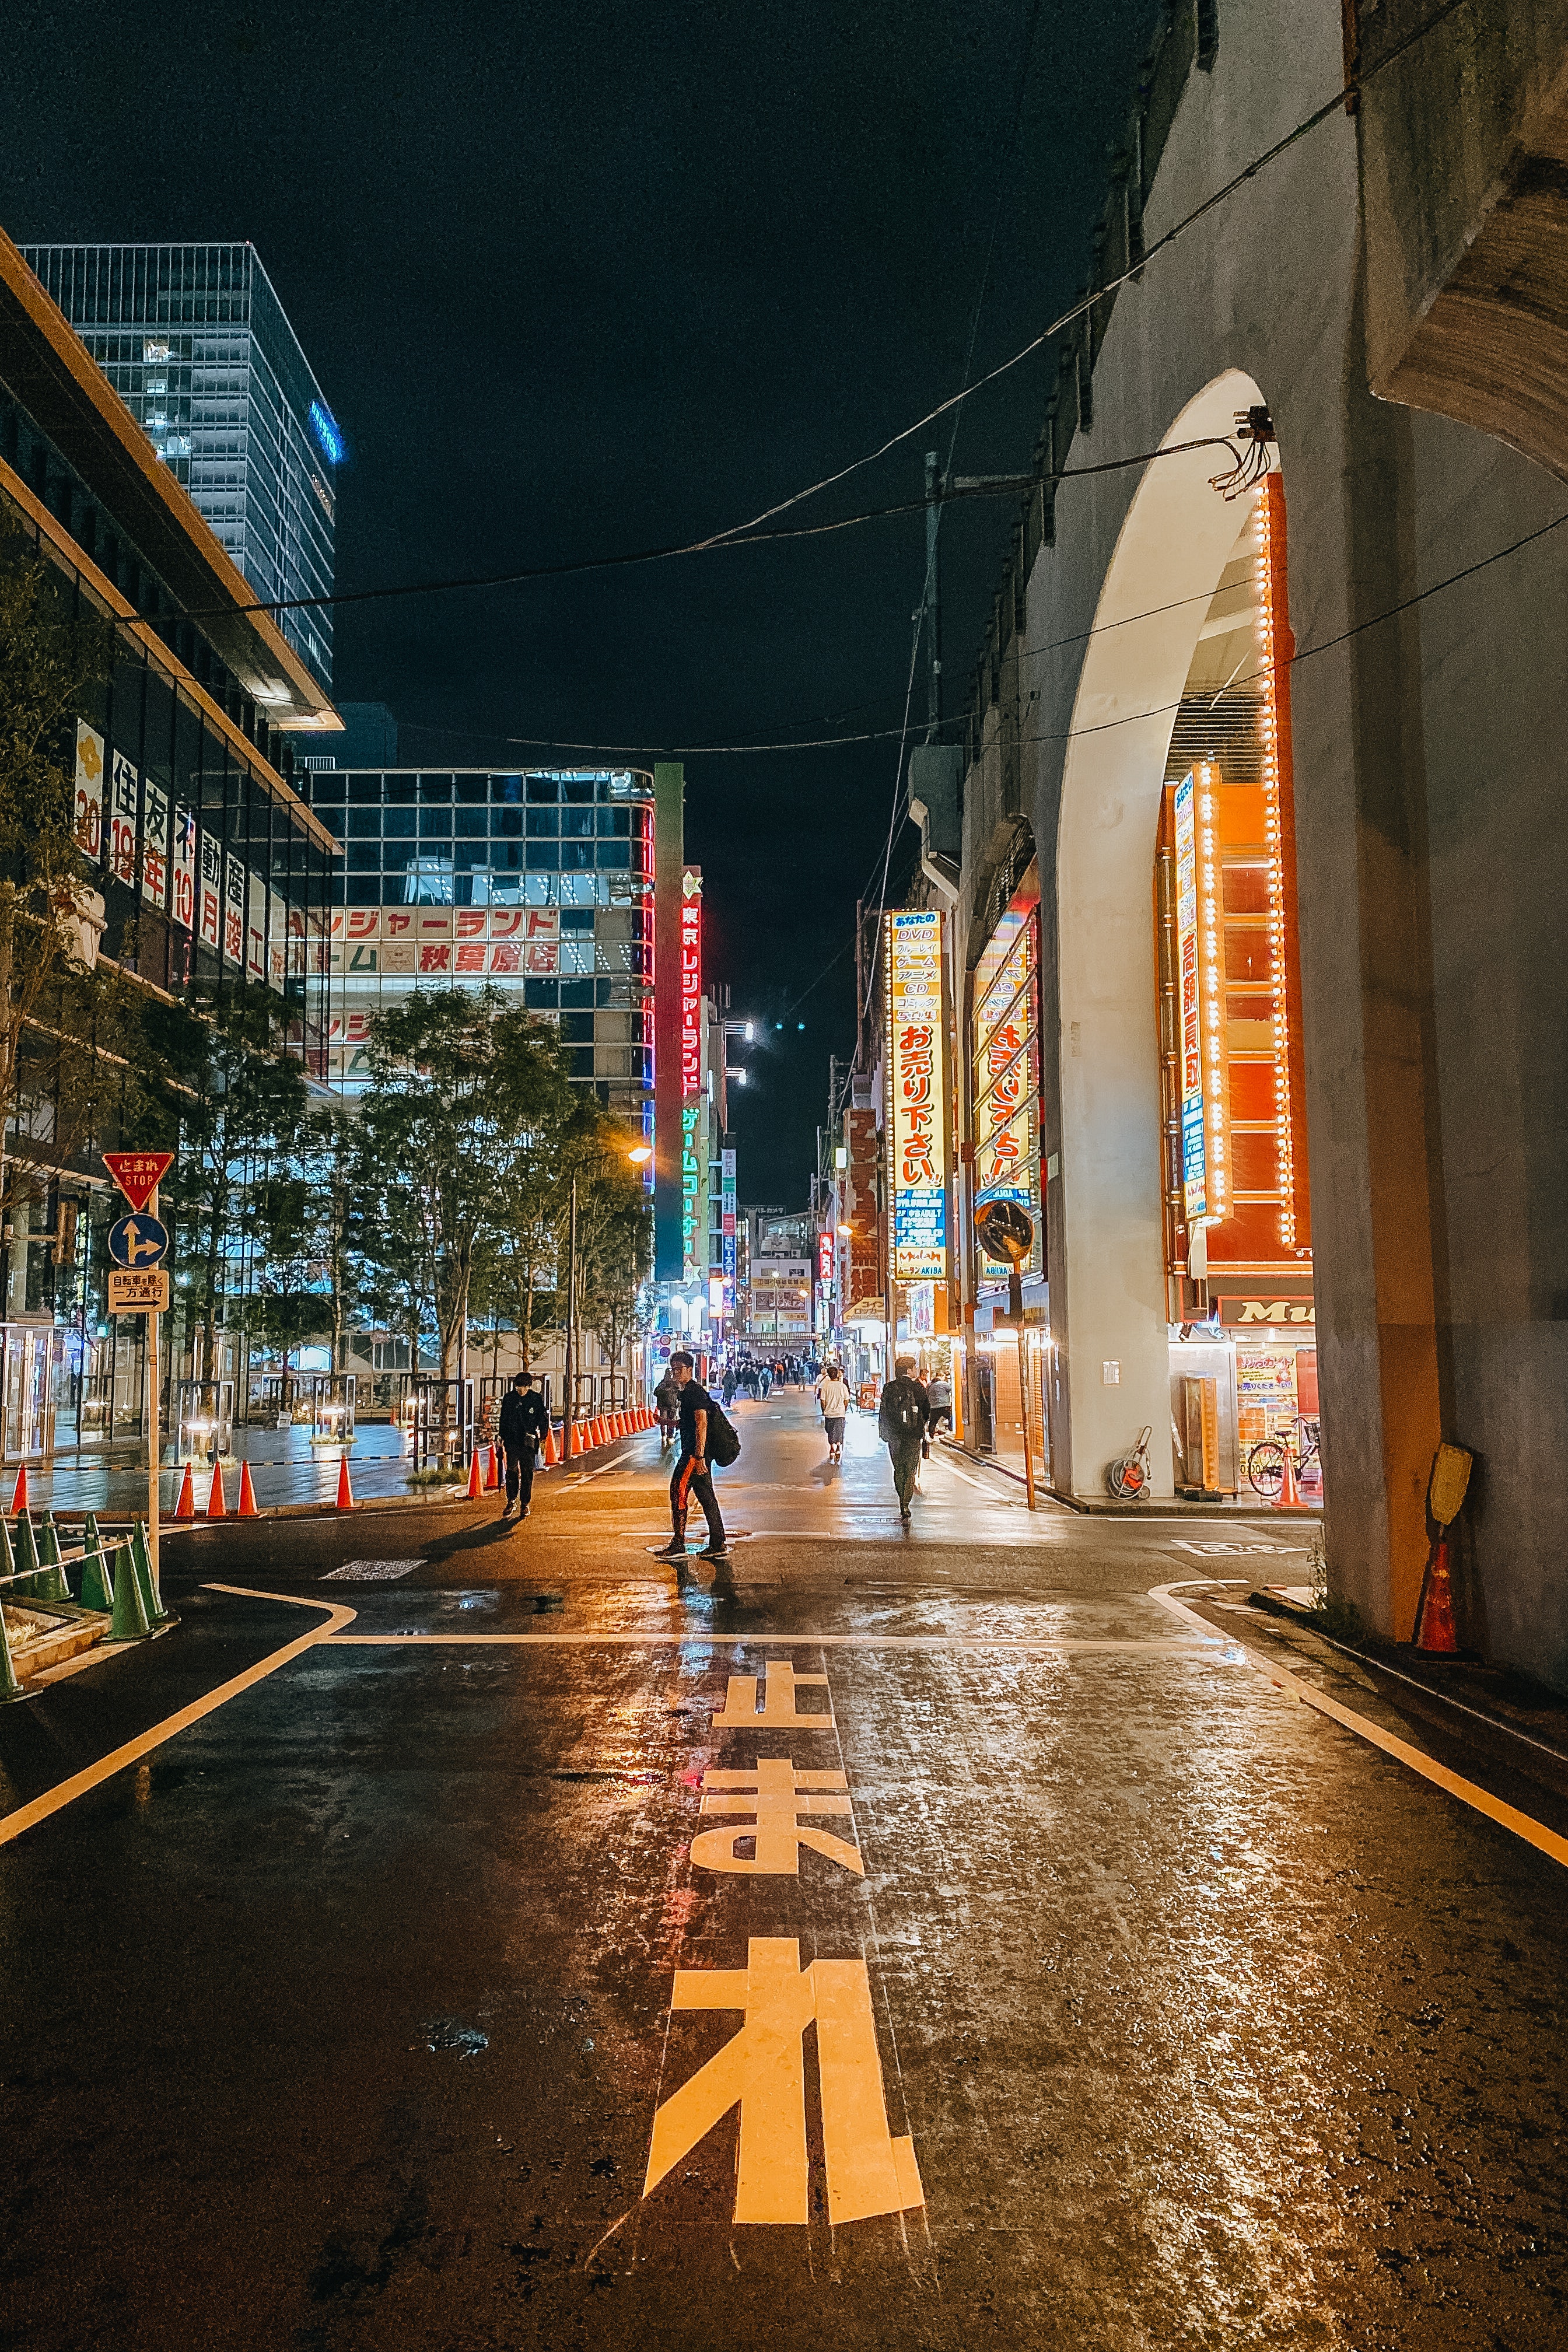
[
  {"x1": 1361, "y1": 0, "x2": 1568, "y2": 480},
  {"x1": 949, "y1": 0, "x2": 1568, "y2": 1681}
]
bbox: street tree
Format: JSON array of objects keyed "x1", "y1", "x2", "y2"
[{"x1": 356, "y1": 988, "x2": 572, "y2": 1388}]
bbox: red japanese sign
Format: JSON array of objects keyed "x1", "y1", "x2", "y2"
[{"x1": 103, "y1": 1150, "x2": 174, "y2": 1212}]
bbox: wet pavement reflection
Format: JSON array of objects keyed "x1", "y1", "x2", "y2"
[{"x1": 2, "y1": 1392, "x2": 1563, "y2": 2348}]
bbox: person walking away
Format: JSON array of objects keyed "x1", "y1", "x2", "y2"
[
  {"x1": 498, "y1": 1370, "x2": 549, "y2": 1522},
  {"x1": 878, "y1": 1357, "x2": 930, "y2": 1524},
  {"x1": 654, "y1": 1365, "x2": 680, "y2": 1452},
  {"x1": 758, "y1": 1362, "x2": 772, "y2": 1399},
  {"x1": 925, "y1": 1370, "x2": 953, "y2": 1452},
  {"x1": 817, "y1": 1363, "x2": 850, "y2": 1462},
  {"x1": 722, "y1": 1364, "x2": 738, "y2": 1408},
  {"x1": 656, "y1": 1350, "x2": 729, "y2": 1563}
]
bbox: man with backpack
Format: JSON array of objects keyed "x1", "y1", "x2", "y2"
[
  {"x1": 654, "y1": 1349, "x2": 734, "y2": 1563},
  {"x1": 878, "y1": 1357, "x2": 930, "y2": 1524}
]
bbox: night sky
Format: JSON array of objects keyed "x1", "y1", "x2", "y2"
[{"x1": 4, "y1": 0, "x2": 1148, "y2": 1189}]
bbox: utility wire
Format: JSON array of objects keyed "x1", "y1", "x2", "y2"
[
  {"x1": 692, "y1": 0, "x2": 1472, "y2": 552},
  {"x1": 366, "y1": 490, "x2": 1568, "y2": 761},
  {"x1": 185, "y1": 1, "x2": 1468, "y2": 636}
]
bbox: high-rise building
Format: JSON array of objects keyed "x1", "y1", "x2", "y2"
[
  {"x1": 20, "y1": 242, "x2": 340, "y2": 688},
  {"x1": 296, "y1": 763, "x2": 656, "y2": 1125}
]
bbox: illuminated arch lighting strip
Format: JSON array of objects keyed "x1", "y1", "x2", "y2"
[
  {"x1": 1254, "y1": 491, "x2": 1296, "y2": 1251},
  {"x1": 1195, "y1": 761, "x2": 1228, "y2": 1222}
]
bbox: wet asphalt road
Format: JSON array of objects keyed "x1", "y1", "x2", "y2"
[{"x1": 3, "y1": 1394, "x2": 1566, "y2": 2351}]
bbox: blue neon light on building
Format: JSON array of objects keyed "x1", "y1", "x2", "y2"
[{"x1": 309, "y1": 399, "x2": 344, "y2": 465}]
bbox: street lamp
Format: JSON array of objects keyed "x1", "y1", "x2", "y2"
[{"x1": 561, "y1": 1138, "x2": 652, "y2": 1464}]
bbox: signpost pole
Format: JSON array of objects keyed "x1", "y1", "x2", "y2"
[{"x1": 147, "y1": 1184, "x2": 162, "y2": 1606}]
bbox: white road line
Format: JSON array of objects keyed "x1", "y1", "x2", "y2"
[
  {"x1": 1150, "y1": 1580, "x2": 1568, "y2": 1874},
  {"x1": 0, "y1": 1588, "x2": 356, "y2": 1849},
  {"x1": 326, "y1": 1631, "x2": 1212, "y2": 1653}
]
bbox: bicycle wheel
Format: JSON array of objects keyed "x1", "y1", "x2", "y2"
[{"x1": 1248, "y1": 1439, "x2": 1285, "y2": 1498}]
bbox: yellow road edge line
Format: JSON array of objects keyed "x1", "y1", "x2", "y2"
[
  {"x1": 0, "y1": 1588, "x2": 356, "y2": 1850},
  {"x1": 324, "y1": 1632, "x2": 1210, "y2": 1652},
  {"x1": 1150, "y1": 1581, "x2": 1568, "y2": 1874}
]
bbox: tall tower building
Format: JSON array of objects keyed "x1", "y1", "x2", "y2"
[{"x1": 20, "y1": 242, "x2": 340, "y2": 688}]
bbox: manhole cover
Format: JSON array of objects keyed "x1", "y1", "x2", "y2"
[{"x1": 321, "y1": 1559, "x2": 426, "y2": 1581}]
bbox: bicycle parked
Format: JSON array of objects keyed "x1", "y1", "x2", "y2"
[{"x1": 1247, "y1": 1415, "x2": 1321, "y2": 1499}]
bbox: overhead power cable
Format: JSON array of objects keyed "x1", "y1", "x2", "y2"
[
  {"x1": 384, "y1": 488, "x2": 1568, "y2": 761},
  {"x1": 203, "y1": 0, "x2": 1466, "y2": 643}
]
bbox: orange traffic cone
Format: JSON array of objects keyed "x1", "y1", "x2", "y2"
[
  {"x1": 236, "y1": 1461, "x2": 260, "y2": 1518},
  {"x1": 466, "y1": 1447, "x2": 482, "y2": 1500},
  {"x1": 174, "y1": 1462, "x2": 195, "y2": 1520},
  {"x1": 1275, "y1": 1444, "x2": 1301, "y2": 1508},
  {"x1": 1414, "y1": 1534, "x2": 1460, "y2": 1652},
  {"x1": 542, "y1": 1424, "x2": 558, "y2": 1467},
  {"x1": 206, "y1": 1461, "x2": 227, "y2": 1518},
  {"x1": 9, "y1": 1464, "x2": 27, "y2": 1514},
  {"x1": 484, "y1": 1443, "x2": 499, "y2": 1492},
  {"x1": 335, "y1": 1454, "x2": 355, "y2": 1510}
]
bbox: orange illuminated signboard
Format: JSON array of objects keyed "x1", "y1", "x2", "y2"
[{"x1": 971, "y1": 874, "x2": 1041, "y2": 1276}]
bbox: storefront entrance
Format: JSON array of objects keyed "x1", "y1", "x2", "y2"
[{"x1": 1154, "y1": 475, "x2": 1320, "y2": 1504}]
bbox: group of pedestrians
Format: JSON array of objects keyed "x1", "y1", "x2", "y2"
[{"x1": 492, "y1": 1348, "x2": 956, "y2": 1549}]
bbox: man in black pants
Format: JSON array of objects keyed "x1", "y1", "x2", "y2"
[
  {"x1": 654, "y1": 1351, "x2": 728, "y2": 1563},
  {"x1": 497, "y1": 1370, "x2": 549, "y2": 1524}
]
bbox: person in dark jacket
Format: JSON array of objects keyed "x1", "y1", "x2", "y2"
[
  {"x1": 878, "y1": 1357, "x2": 930, "y2": 1524},
  {"x1": 653, "y1": 1350, "x2": 728, "y2": 1562},
  {"x1": 497, "y1": 1370, "x2": 549, "y2": 1522}
]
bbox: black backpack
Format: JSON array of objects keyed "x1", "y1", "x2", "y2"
[
  {"x1": 887, "y1": 1381, "x2": 925, "y2": 1436},
  {"x1": 705, "y1": 1398, "x2": 741, "y2": 1467}
]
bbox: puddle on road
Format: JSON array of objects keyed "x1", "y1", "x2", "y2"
[{"x1": 422, "y1": 2018, "x2": 489, "y2": 2059}]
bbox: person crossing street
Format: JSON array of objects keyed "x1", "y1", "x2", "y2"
[
  {"x1": 654, "y1": 1350, "x2": 729, "y2": 1563},
  {"x1": 497, "y1": 1370, "x2": 550, "y2": 1522},
  {"x1": 878, "y1": 1356, "x2": 930, "y2": 1524}
]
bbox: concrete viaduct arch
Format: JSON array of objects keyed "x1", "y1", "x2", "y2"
[{"x1": 947, "y1": 0, "x2": 1568, "y2": 1683}]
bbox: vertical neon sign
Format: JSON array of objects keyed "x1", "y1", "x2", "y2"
[
  {"x1": 680, "y1": 867, "x2": 702, "y2": 1280},
  {"x1": 885, "y1": 911, "x2": 948, "y2": 1282}
]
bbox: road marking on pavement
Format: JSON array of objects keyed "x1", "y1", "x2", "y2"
[
  {"x1": 643, "y1": 1938, "x2": 922, "y2": 2226},
  {"x1": 692, "y1": 1760, "x2": 862, "y2": 1875},
  {"x1": 326, "y1": 1632, "x2": 1210, "y2": 1653},
  {"x1": 1151, "y1": 1581, "x2": 1568, "y2": 1874},
  {"x1": 0, "y1": 1588, "x2": 356, "y2": 1849},
  {"x1": 712, "y1": 1658, "x2": 834, "y2": 1727}
]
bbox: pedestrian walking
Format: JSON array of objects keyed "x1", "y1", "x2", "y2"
[
  {"x1": 816, "y1": 1362, "x2": 850, "y2": 1462},
  {"x1": 878, "y1": 1356, "x2": 930, "y2": 1524},
  {"x1": 497, "y1": 1370, "x2": 549, "y2": 1522},
  {"x1": 655, "y1": 1349, "x2": 730, "y2": 1563},
  {"x1": 925, "y1": 1370, "x2": 953, "y2": 1450},
  {"x1": 722, "y1": 1364, "x2": 738, "y2": 1407},
  {"x1": 654, "y1": 1364, "x2": 680, "y2": 1451}
]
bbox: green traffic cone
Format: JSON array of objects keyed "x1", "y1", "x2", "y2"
[
  {"x1": 78, "y1": 1528, "x2": 115, "y2": 1614},
  {"x1": 0, "y1": 1595, "x2": 24, "y2": 1702},
  {"x1": 12, "y1": 1513, "x2": 40, "y2": 1601},
  {"x1": 36, "y1": 1514, "x2": 70, "y2": 1606},
  {"x1": 105, "y1": 1541, "x2": 151, "y2": 1642},
  {"x1": 131, "y1": 1522, "x2": 164, "y2": 1625}
]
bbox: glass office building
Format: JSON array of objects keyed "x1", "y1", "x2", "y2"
[
  {"x1": 20, "y1": 242, "x2": 340, "y2": 689},
  {"x1": 299, "y1": 765, "x2": 656, "y2": 1114}
]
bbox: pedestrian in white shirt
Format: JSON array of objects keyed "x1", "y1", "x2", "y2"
[{"x1": 816, "y1": 1365, "x2": 851, "y2": 1462}]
